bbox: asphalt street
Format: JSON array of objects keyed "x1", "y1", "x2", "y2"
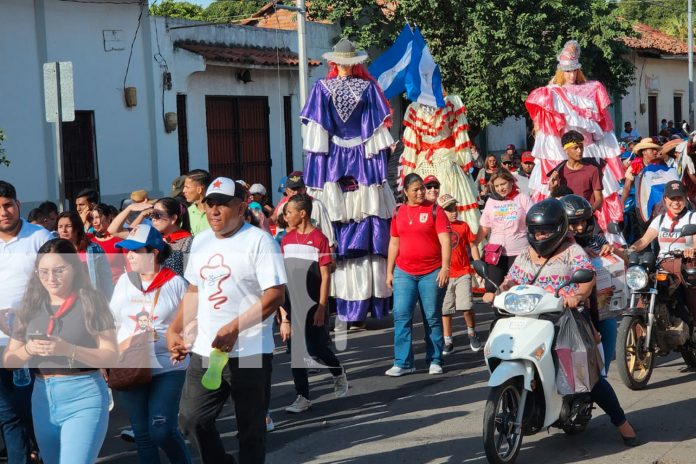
[{"x1": 97, "y1": 303, "x2": 696, "y2": 464}]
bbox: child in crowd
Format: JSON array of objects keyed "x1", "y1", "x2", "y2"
[
  {"x1": 438, "y1": 194, "x2": 482, "y2": 354},
  {"x1": 280, "y1": 194, "x2": 348, "y2": 413}
]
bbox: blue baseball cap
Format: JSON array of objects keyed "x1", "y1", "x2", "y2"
[
  {"x1": 115, "y1": 224, "x2": 165, "y2": 251},
  {"x1": 278, "y1": 176, "x2": 288, "y2": 193}
]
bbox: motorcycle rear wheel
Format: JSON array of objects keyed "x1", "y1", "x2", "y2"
[
  {"x1": 616, "y1": 316, "x2": 654, "y2": 390},
  {"x1": 483, "y1": 379, "x2": 524, "y2": 464}
]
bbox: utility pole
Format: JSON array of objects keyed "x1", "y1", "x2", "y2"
[
  {"x1": 689, "y1": 0, "x2": 694, "y2": 130},
  {"x1": 276, "y1": 0, "x2": 308, "y2": 109}
]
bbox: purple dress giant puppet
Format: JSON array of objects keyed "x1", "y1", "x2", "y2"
[{"x1": 300, "y1": 38, "x2": 396, "y2": 324}]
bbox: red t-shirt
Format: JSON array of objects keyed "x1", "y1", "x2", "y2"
[
  {"x1": 280, "y1": 228, "x2": 333, "y2": 267},
  {"x1": 390, "y1": 201, "x2": 451, "y2": 275},
  {"x1": 88, "y1": 234, "x2": 127, "y2": 284},
  {"x1": 562, "y1": 163, "x2": 602, "y2": 203},
  {"x1": 450, "y1": 221, "x2": 476, "y2": 278}
]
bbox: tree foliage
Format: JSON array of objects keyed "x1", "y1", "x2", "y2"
[
  {"x1": 149, "y1": 0, "x2": 265, "y2": 22},
  {"x1": 309, "y1": 0, "x2": 635, "y2": 128},
  {"x1": 0, "y1": 129, "x2": 10, "y2": 167},
  {"x1": 615, "y1": 0, "x2": 689, "y2": 41}
]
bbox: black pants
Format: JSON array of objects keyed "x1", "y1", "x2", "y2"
[
  {"x1": 290, "y1": 306, "x2": 343, "y2": 399},
  {"x1": 179, "y1": 353, "x2": 272, "y2": 464},
  {"x1": 484, "y1": 255, "x2": 516, "y2": 292}
]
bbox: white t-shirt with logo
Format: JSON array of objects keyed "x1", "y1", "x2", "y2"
[
  {"x1": 648, "y1": 212, "x2": 696, "y2": 258},
  {"x1": 185, "y1": 223, "x2": 287, "y2": 358},
  {"x1": 110, "y1": 273, "x2": 189, "y2": 373}
]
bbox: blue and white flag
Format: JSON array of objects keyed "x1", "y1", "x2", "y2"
[
  {"x1": 636, "y1": 164, "x2": 679, "y2": 221},
  {"x1": 368, "y1": 24, "x2": 414, "y2": 99},
  {"x1": 404, "y1": 27, "x2": 445, "y2": 108}
]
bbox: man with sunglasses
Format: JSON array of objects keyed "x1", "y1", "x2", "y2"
[
  {"x1": 548, "y1": 130, "x2": 603, "y2": 213},
  {"x1": 500, "y1": 153, "x2": 516, "y2": 172},
  {"x1": 0, "y1": 180, "x2": 52, "y2": 463},
  {"x1": 423, "y1": 175, "x2": 441, "y2": 203}
]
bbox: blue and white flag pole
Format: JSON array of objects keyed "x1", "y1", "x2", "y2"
[
  {"x1": 405, "y1": 27, "x2": 446, "y2": 108},
  {"x1": 368, "y1": 24, "x2": 414, "y2": 99}
]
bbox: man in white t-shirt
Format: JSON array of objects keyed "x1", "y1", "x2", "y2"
[
  {"x1": 0, "y1": 180, "x2": 52, "y2": 462},
  {"x1": 167, "y1": 177, "x2": 286, "y2": 464},
  {"x1": 628, "y1": 180, "x2": 696, "y2": 259}
]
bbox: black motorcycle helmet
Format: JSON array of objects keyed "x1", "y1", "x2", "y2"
[
  {"x1": 526, "y1": 198, "x2": 569, "y2": 257},
  {"x1": 560, "y1": 194, "x2": 595, "y2": 244}
]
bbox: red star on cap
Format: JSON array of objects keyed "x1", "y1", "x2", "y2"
[{"x1": 212, "y1": 179, "x2": 222, "y2": 189}]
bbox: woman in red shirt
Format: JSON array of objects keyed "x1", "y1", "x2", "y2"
[{"x1": 386, "y1": 173, "x2": 451, "y2": 376}]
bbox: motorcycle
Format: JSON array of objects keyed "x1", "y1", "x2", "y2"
[
  {"x1": 616, "y1": 223, "x2": 696, "y2": 390},
  {"x1": 473, "y1": 260, "x2": 595, "y2": 464}
]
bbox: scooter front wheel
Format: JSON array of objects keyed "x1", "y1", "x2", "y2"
[
  {"x1": 616, "y1": 316, "x2": 654, "y2": 390},
  {"x1": 483, "y1": 378, "x2": 524, "y2": 464}
]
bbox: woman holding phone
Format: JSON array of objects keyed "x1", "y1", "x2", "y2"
[{"x1": 3, "y1": 238, "x2": 118, "y2": 464}]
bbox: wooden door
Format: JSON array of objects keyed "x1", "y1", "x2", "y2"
[
  {"x1": 61, "y1": 110, "x2": 99, "y2": 204},
  {"x1": 205, "y1": 96, "x2": 271, "y2": 188}
]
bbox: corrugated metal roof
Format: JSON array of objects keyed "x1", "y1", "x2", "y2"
[{"x1": 176, "y1": 42, "x2": 321, "y2": 67}]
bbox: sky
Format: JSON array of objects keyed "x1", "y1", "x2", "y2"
[{"x1": 187, "y1": 0, "x2": 216, "y2": 6}]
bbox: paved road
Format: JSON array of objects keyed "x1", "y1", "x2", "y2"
[{"x1": 98, "y1": 303, "x2": 696, "y2": 463}]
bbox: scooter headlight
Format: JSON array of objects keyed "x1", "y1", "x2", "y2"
[
  {"x1": 626, "y1": 266, "x2": 648, "y2": 290},
  {"x1": 504, "y1": 293, "x2": 543, "y2": 314}
]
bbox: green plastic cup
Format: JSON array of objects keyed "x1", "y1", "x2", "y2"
[{"x1": 201, "y1": 348, "x2": 229, "y2": 390}]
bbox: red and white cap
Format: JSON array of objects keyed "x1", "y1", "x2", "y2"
[
  {"x1": 203, "y1": 177, "x2": 246, "y2": 204},
  {"x1": 557, "y1": 40, "x2": 582, "y2": 72}
]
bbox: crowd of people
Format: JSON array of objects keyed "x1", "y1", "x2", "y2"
[{"x1": 5, "y1": 36, "x2": 696, "y2": 464}]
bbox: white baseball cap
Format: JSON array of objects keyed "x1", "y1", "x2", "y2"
[
  {"x1": 203, "y1": 177, "x2": 246, "y2": 204},
  {"x1": 249, "y1": 183, "x2": 267, "y2": 196}
]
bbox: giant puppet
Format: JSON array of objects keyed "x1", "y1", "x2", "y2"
[
  {"x1": 300, "y1": 38, "x2": 395, "y2": 323},
  {"x1": 526, "y1": 40, "x2": 624, "y2": 230},
  {"x1": 399, "y1": 96, "x2": 480, "y2": 230}
]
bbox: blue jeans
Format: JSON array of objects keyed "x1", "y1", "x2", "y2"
[
  {"x1": 597, "y1": 318, "x2": 618, "y2": 374},
  {"x1": 392, "y1": 266, "x2": 445, "y2": 368},
  {"x1": 119, "y1": 370, "x2": 191, "y2": 464},
  {"x1": 0, "y1": 369, "x2": 30, "y2": 464},
  {"x1": 32, "y1": 371, "x2": 109, "y2": 464}
]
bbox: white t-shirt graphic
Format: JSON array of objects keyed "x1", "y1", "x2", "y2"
[
  {"x1": 648, "y1": 211, "x2": 696, "y2": 258},
  {"x1": 185, "y1": 224, "x2": 287, "y2": 358}
]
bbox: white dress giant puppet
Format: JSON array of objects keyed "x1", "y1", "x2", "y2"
[
  {"x1": 526, "y1": 40, "x2": 624, "y2": 230},
  {"x1": 400, "y1": 97, "x2": 481, "y2": 231},
  {"x1": 300, "y1": 39, "x2": 396, "y2": 323}
]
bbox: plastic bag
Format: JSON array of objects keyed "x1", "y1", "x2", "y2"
[{"x1": 554, "y1": 308, "x2": 603, "y2": 395}]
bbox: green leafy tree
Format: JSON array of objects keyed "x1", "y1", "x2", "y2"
[
  {"x1": 310, "y1": 0, "x2": 635, "y2": 129},
  {"x1": 614, "y1": 0, "x2": 688, "y2": 38},
  {"x1": 149, "y1": 0, "x2": 206, "y2": 20},
  {"x1": 203, "y1": 0, "x2": 265, "y2": 21},
  {"x1": 0, "y1": 129, "x2": 10, "y2": 167},
  {"x1": 149, "y1": 0, "x2": 265, "y2": 21}
]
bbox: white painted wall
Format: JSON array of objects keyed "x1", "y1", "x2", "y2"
[
  {"x1": 621, "y1": 52, "x2": 689, "y2": 138},
  {"x1": 485, "y1": 117, "x2": 528, "y2": 152},
  {"x1": 153, "y1": 17, "x2": 339, "y2": 204},
  {"x1": 0, "y1": 0, "x2": 156, "y2": 208}
]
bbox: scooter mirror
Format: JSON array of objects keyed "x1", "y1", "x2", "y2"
[
  {"x1": 472, "y1": 260, "x2": 488, "y2": 279},
  {"x1": 569, "y1": 269, "x2": 595, "y2": 284},
  {"x1": 681, "y1": 224, "x2": 696, "y2": 237},
  {"x1": 606, "y1": 222, "x2": 623, "y2": 235}
]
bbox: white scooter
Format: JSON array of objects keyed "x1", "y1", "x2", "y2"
[{"x1": 473, "y1": 260, "x2": 596, "y2": 464}]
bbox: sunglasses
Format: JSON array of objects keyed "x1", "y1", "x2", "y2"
[
  {"x1": 149, "y1": 211, "x2": 170, "y2": 220},
  {"x1": 502, "y1": 161, "x2": 513, "y2": 165},
  {"x1": 425, "y1": 185, "x2": 440, "y2": 190}
]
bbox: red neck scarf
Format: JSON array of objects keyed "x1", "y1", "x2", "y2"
[
  {"x1": 505, "y1": 188, "x2": 519, "y2": 201},
  {"x1": 666, "y1": 208, "x2": 687, "y2": 233},
  {"x1": 164, "y1": 230, "x2": 191, "y2": 244},
  {"x1": 47, "y1": 292, "x2": 78, "y2": 335},
  {"x1": 141, "y1": 267, "x2": 177, "y2": 294}
]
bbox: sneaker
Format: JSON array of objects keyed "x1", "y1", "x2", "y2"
[
  {"x1": 470, "y1": 334, "x2": 483, "y2": 352},
  {"x1": 442, "y1": 341, "x2": 454, "y2": 356},
  {"x1": 333, "y1": 371, "x2": 348, "y2": 397},
  {"x1": 120, "y1": 428, "x2": 135, "y2": 443},
  {"x1": 348, "y1": 322, "x2": 366, "y2": 331},
  {"x1": 429, "y1": 363, "x2": 444, "y2": 375},
  {"x1": 385, "y1": 365, "x2": 416, "y2": 377},
  {"x1": 285, "y1": 395, "x2": 311, "y2": 413},
  {"x1": 266, "y1": 414, "x2": 274, "y2": 432}
]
